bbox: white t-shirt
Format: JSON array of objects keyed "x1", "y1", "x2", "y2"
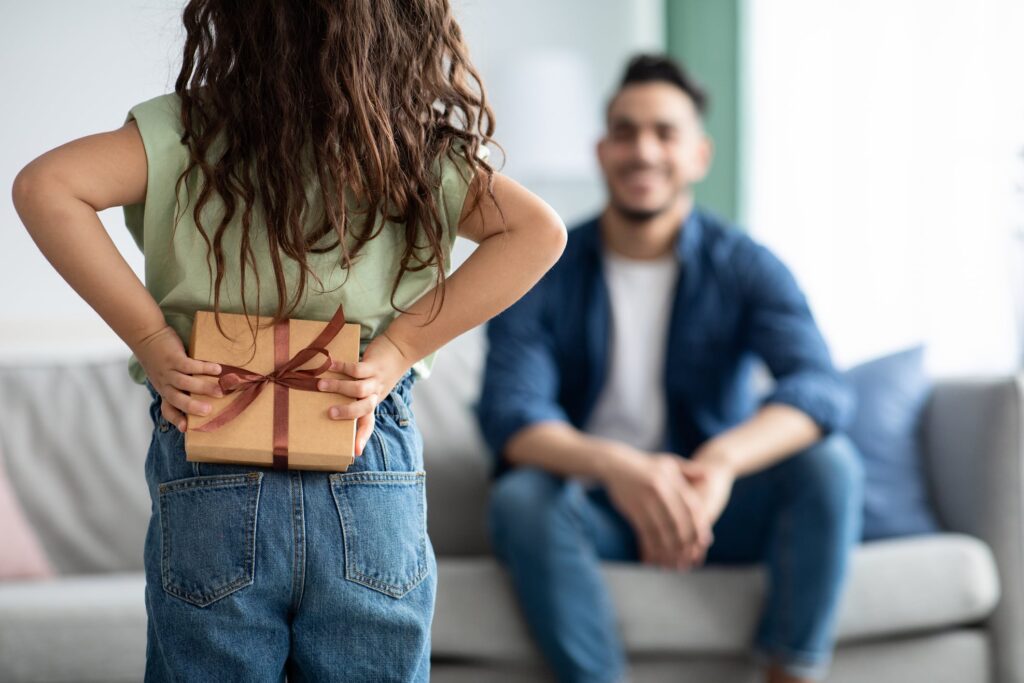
[{"x1": 583, "y1": 247, "x2": 679, "y2": 453}]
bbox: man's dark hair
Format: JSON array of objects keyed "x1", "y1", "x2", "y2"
[{"x1": 609, "y1": 54, "x2": 709, "y2": 116}]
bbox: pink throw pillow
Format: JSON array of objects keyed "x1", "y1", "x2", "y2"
[{"x1": 0, "y1": 444, "x2": 55, "y2": 580}]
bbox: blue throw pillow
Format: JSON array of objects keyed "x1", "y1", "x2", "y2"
[{"x1": 844, "y1": 346, "x2": 941, "y2": 541}]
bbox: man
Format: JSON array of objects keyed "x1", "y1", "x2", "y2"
[{"x1": 476, "y1": 55, "x2": 863, "y2": 683}]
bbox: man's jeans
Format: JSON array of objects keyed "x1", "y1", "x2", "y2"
[
  {"x1": 142, "y1": 371, "x2": 435, "y2": 682},
  {"x1": 488, "y1": 435, "x2": 865, "y2": 683}
]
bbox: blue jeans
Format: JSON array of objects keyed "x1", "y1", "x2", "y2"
[
  {"x1": 142, "y1": 370, "x2": 435, "y2": 682},
  {"x1": 488, "y1": 435, "x2": 865, "y2": 683}
]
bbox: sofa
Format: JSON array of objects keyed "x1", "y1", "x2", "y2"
[{"x1": 0, "y1": 327, "x2": 1021, "y2": 683}]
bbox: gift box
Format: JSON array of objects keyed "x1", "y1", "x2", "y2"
[{"x1": 184, "y1": 303, "x2": 360, "y2": 472}]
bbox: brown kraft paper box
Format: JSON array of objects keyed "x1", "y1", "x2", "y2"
[{"x1": 184, "y1": 308, "x2": 360, "y2": 472}]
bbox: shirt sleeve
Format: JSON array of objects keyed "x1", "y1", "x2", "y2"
[
  {"x1": 433, "y1": 143, "x2": 479, "y2": 272},
  {"x1": 475, "y1": 270, "x2": 571, "y2": 476},
  {"x1": 735, "y1": 239, "x2": 855, "y2": 434},
  {"x1": 122, "y1": 101, "x2": 146, "y2": 252},
  {"x1": 121, "y1": 93, "x2": 186, "y2": 255}
]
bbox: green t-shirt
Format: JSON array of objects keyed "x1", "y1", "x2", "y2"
[{"x1": 123, "y1": 93, "x2": 472, "y2": 385}]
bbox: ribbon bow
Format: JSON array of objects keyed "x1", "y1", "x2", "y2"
[{"x1": 192, "y1": 302, "x2": 348, "y2": 470}]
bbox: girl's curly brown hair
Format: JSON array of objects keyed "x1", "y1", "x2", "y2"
[{"x1": 172, "y1": 0, "x2": 497, "y2": 344}]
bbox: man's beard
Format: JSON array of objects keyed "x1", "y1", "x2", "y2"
[
  {"x1": 609, "y1": 195, "x2": 678, "y2": 224},
  {"x1": 607, "y1": 163, "x2": 682, "y2": 224}
]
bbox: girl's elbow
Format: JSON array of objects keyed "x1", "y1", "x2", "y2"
[
  {"x1": 12, "y1": 162, "x2": 80, "y2": 221},
  {"x1": 538, "y1": 208, "x2": 568, "y2": 263},
  {"x1": 11, "y1": 162, "x2": 60, "y2": 216},
  {"x1": 11, "y1": 166, "x2": 38, "y2": 214}
]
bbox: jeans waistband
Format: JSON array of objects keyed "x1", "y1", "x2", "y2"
[{"x1": 378, "y1": 368, "x2": 415, "y2": 421}]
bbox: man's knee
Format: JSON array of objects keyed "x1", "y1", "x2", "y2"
[
  {"x1": 488, "y1": 467, "x2": 577, "y2": 559},
  {"x1": 783, "y1": 434, "x2": 865, "y2": 523}
]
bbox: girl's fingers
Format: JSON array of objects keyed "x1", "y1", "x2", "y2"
[
  {"x1": 328, "y1": 394, "x2": 379, "y2": 420},
  {"x1": 317, "y1": 377, "x2": 376, "y2": 399},
  {"x1": 181, "y1": 358, "x2": 222, "y2": 377},
  {"x1": 165, "y1": 385, "x2": 214, "y2": 419},
  {"x1": 354, "y1": 411, "x2": 376, "y2": 456},
  {"x1": 161, "y1": 402, "x2": 187, "y2": 433},
  {"x1": 332, "y1": 359, "x2": 373, "y2": 379},
  {"x1": 172, "y1": 370, "x2": 224, "y2": 398}
]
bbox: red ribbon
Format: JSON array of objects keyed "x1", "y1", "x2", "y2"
[{"x1": 192, "y1": 302, "x2": 348, "y2": 470}]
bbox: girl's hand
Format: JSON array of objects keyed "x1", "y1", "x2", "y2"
[
  {"x1": 133, "y1": 325, "x2": 223, "y2": 432},
  {"x1": 316, "y1": 332, "x2": 413, "y2": 456}
]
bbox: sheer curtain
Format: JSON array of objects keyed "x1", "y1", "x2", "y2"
[{"x1": 742, "y1": 0, "x2": 1024, "y2": 375}]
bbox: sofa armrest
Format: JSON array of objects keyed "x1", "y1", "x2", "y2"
[{"x1": 922, "y1": 375, "x2": 1024, "y2": 683}]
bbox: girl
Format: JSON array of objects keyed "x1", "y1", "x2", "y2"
[{"x1": 12, "y1": 1, "x2": 566, "y2": 681}]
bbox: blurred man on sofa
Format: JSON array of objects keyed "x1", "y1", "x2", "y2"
[{"x1": 476, "y1": 54, "x2": 863, "y2": 683}]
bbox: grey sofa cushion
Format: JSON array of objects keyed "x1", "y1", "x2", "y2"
[
  {"x1": 0, "y1": 572, "x2": 147, "y2": 683},
  {"x1": 431, "y1": 533, "x2": 998, "y2": 661},
  {"x1": 0, "y1": 359, "x2": 153, "y2": 574},
  {"x1": 431, "y1": 629, "x2": 991, "y2": 683},
  {"x1": 0, "y1": 568, "x2": 992, "y2": 683}
]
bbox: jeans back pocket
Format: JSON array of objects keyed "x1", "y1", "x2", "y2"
[
  {"x1": 329, "y1": 471, "x2": 428, "y2": 598},
  {"x1": 158, "y1": 472, "x2": 263, "y2": 607}
]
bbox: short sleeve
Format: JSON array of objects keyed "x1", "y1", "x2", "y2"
[
  {"x1": 121, "y1": 93, "x2": 186, "y2": 254},
  {"x1": 122, "y1": 122, "x2": 145, "y2": 253},
  {"x1": 433, "y1": 143, "x2": 481, "y2": 270}
]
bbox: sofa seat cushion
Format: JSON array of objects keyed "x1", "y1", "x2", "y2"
[
  {"x1": 0, "y1": 572, "x2": 147, "y2": 682},
  {"x1": 0, "y1": 535, "x2": 997, "y2": 679},
  {"x1": 432, "y1": 533, "x2": 999, "y2": 661},
  {"x1": 0, "y1": 360, "x2": 153, "y2": 574}
]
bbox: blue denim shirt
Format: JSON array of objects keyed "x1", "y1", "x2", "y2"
[{"x1": 475, "y1": 206, "x2": 854, "y2": 476}]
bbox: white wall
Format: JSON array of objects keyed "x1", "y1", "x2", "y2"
[
  {"x1": 0, "y1": 0, "x2": 663, "y2": 363},
  {"x1": 742, "y1": 0, "x2": 1024, "y2": 376},
  {"x1": 1, "y1": 1, "x2": 184, "y2": 360},
  {"x1": 449, "y1": 0, "x2": 664, "y2": 282}
]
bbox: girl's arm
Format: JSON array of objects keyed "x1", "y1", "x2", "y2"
[
  {"x1": 13, "y1": 122, "x2": 159, "y2": 348},
  {"x1": 12, "y1": 122, "x2": 224, "y2": 428},
  {"x1": 389, "y1": 171, "x2": 568, "y2": 365}
]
